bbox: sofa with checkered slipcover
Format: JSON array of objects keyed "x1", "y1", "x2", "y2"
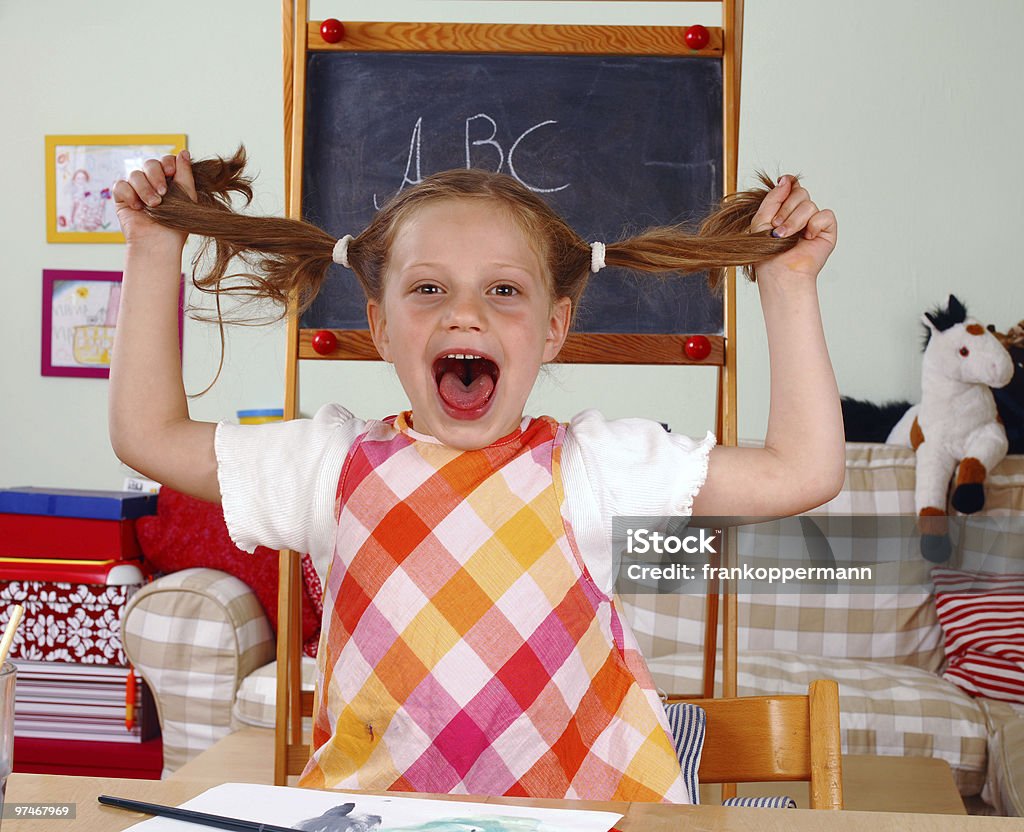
[
  {"x1": 625, "y1": 443, "x2": 1024, "y2": 816},
  {"x1": 120, "y1": 444, "x2": 1024, "y2": 815}
]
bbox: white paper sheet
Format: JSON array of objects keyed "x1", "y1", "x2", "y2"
[{"x1": 118, "y1": 782, "x2": 623, "y2": 832}]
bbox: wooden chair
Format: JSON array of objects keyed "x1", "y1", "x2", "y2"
[
  {"x1": 667, "y1": 679, "x2": 844, "y2": 810},
  {"x1": 274, "y1": 549, "x2": 312, "y2": 784}
]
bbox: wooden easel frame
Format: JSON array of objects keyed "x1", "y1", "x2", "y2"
[{"x1": 277, "y1": 0, "x2": 744, "y2": 791}]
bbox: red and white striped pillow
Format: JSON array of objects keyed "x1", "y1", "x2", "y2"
[{"x1": 932, "y1": 568, "x2": 1024, "y2": 704}]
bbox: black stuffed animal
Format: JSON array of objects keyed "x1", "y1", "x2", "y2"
[{"x1": 989, "y1": 320, "x2": 1024, "y2": 455}]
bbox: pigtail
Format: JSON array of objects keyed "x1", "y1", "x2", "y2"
[
  {"x1": 144, "y1": 146, "x2": 338, "y2": 321},
  {"x1": 141, "y1": 146, "x2": 344, "y2": 395},
  {"x1": 603, "y1": 172, "x2": 801, "y2": 289}
]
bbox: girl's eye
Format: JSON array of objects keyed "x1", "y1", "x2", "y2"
[
  {"x1": 959, "y1": 346, "x2": 970, "y2": 357},
  {"x1": 490, "y1": 284, "x2": 519, "y2": 297},
  {"x1": 414, "y1": 284, "x2": 442, "y2": 295}
]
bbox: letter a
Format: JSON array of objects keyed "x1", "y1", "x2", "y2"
[{"x1": 374, "y1": 117, "x2": 424, "y2": 210}]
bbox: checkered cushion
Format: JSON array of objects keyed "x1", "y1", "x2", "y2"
[
  {"x1": 976, "y1": 456, "x2": 1024, "y2": 513},
  {"x1": 645, "y1": 649, "x2": 989, "y2": 796},
  {"x1": 620, "y1": 445, "x2": 947, "y2": 674},
  {"x1": 232, "y1": 657, "x2": 316, "y2": 730},
  {"x1": 978, "y1": 700, "x2": 1024, "y2": 816},
  {"x1": 621, "y1": 583, "x2": 944, "y2": 674},
  {"x1": 955, "y1": 454, "x2": 1024, "y2": 585},
  {"x1": 986, "y1": 717, "x2": 1024, "y2": 817},
  {"x1": 820, "y1": 442, "x2": 918, "y2": 513},
  {"x1": 121, "y1": 568, "x2": 275, "y2": 776},
  {"x1": 622, "y1": 446, "x2": 1024, "y2": 674}
]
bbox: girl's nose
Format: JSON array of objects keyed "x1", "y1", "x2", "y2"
[{"x1": 443, "y1": 291, "x2": 486, "y2": 331}]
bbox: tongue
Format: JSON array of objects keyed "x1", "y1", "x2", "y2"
[{"x1": 438, "y1": 370, "x2": 494, "y2": 411}]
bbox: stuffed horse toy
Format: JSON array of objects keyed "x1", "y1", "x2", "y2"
[
  {"x1": 843, "y1": 317, "x2": 1024, "y2": 452},
  {"x1": 886, "y1": 295, "x2": 1014, "y2": 562}
]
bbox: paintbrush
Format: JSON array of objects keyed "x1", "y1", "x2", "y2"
[
  {"x1": 0, "y1": 605, "x2": 24, "y2": 665},
  {"x1": 98, "y1": 794, "x2": 300, "y2": 832}
]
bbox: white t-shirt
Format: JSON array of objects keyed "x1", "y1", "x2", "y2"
[{"x1": 215, "y1": 405, "x2": 715, "y2": 596}]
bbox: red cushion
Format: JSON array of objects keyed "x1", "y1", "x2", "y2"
[
  {"x1": 933, "y1": 568, "x2": 1024, "y2": 704},
  {"x1": 135, "y1": 487, "x2": 322, "y2": 656}
]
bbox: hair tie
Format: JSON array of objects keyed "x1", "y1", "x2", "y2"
[
  {"x1": 332, "y1": 234, "x2": 354, "y2": 268},
  {"x1": 590, "y1": 241, "x2": 607, "y2": 274}
]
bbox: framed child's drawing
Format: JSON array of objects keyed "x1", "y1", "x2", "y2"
[
  {"x1": 41, "y1": 269, "x2": 183, "y2": 379},
  {"x1": 44, "y1": 134, "x2": 187, "y2": 243}
]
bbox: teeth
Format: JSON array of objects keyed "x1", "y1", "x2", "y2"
[{"x1": 445, "y1": 353, "x2": 483, "y2": 360}]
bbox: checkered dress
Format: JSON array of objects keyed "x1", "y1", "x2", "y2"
[{"x1": 298, "y1": 412, "x2": 688, "y2": 802}]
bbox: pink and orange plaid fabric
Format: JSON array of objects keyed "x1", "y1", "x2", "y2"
[{"x1": 299, "y1": 412, "x2": 687, "y2": 802}]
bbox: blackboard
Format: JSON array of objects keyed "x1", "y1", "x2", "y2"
[{"x1": 300, "y1": 51, "x2": 723, "y2": 336}]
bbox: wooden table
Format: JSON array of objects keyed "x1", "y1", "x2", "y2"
[
  {"x1": 2, "y1": 770, "x2": 1018, "y2": 832},
  {"x1": 169, "y1": 727, "x2": 968, "y2": 815}
]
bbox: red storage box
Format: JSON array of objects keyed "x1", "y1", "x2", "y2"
[
  {"x1": 0, "y1": 513, "x2": 140, "y2": 560},
  {"x1": 0, "y1": 560, "x2": 147, "y2": 664},
  {"x1": 13, "y1": 736, "x2": 162, "y2": 779}
]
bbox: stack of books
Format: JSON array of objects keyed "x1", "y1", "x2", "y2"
[
  {"x1": 0, "y1": 487, "x2": 162, "y2": 775},
  {"x1": 13, "y1": 660, "x2": 158, "y2": 743}
]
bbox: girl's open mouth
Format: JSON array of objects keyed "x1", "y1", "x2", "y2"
[{"x1": 433, "y1": 352, "x2": 500, "y2": 419}]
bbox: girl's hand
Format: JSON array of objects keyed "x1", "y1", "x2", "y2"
[
  {"x1": 112, "y1": 150, "x2": 196, "y2": 249},
  {"x1": 749, "y1": 175, "x2": 837, "y2": 281}
]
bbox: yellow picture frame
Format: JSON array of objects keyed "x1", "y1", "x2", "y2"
[{"x1": 45, "y1": 134, "x2": 187, "y2": 243}]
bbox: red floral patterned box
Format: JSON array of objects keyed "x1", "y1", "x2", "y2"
[{"x1": 0, "y1": 562, "x2": 147, "y2": 665}]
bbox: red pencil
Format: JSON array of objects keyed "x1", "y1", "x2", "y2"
[{"x1": 125, "y1": 666, "x2": 135, "y2": 731}]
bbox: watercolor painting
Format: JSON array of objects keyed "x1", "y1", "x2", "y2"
[
  {"x1": 44, "y1": 134, "x2": 186, "y2": 243},
  {"x1": 41, "y1": 269, "x2": 183, "y2": 379},
  {"x1": 293, "y1": 802, "x2": 382, "y2": 832},
  {"x1": 292, "y1": 801, "x2": 553, "y2": 832},
  {"x1": 124, "y1": 783, "x2": 622, "y2": 832}
]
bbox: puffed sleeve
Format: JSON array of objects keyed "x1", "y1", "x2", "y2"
[
  {"x1": 561, "y1": 409, "x2": 715, "y2": 594},
  {"x1": 214, "y1": 403, "x2": 366, "y2": 583}
]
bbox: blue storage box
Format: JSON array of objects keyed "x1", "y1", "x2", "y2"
[{"x1": 0, "y1": 487, "x2": 158, "y2": 521}]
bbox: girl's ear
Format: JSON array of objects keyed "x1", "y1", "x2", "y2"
[
  {"x1": 542, "y1": 297, "x2": 572, "y2": 363},
  {"x1": 367, "y1": 301, "x2": 391, "y2": 362}
]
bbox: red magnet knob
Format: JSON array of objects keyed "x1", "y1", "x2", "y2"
[
  {"x1": 684, "y1": 24, "x2": 710, "y2": 51},
  {"x1": 684, "y1": 335, "x2": 712, "y2": 361},
  {"x1": 312, "y1": 330, "x2": 338, "y2": 356},
  {"x1": 320, "y1": 18, "x2": 346, "y2": 44}
]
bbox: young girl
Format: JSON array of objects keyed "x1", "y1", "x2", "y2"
[{"x1": 109, "y1": 149, "x2": 842, "y2": 804}]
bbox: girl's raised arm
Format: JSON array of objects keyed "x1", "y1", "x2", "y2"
[
  {"x1": 108, "y1": 151, "x2": 220, "y2": 503},
  {"x1": 691, "y1": 176, "x2": 845, "y2": 518}
]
